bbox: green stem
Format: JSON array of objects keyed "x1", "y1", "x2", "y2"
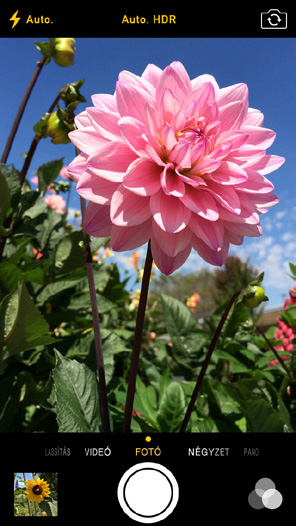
[
  {"x1": 179, "y1": 289, "x2": 242, "y2": 433},
  {"x1": 1, "y1": 55, "x2": 47, "y2": 164},
  {"x1": 23, "y1": 473, "x2": 32, "y2": 516},
  {"x1": 80, "y1": 195, "x2": 111, "y2": 432},
  {"x1": 123, "y1": 240, "x2": 153, "y2": 433}
]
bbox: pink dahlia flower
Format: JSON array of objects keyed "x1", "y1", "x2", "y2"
[{"x1": 68, "y1": 61, "x2": 284, "y2": 275}]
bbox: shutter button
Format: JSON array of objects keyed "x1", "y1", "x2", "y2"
[{"x1": 117, "y1": 462, "x2": 179, "y2": 523}]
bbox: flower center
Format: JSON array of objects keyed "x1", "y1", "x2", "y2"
[{"x1": 32, "y1": 485, "x2": 43, "y2": 495}]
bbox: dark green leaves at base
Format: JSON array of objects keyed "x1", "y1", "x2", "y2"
[
  {"x1": 53, "y1": 350, "x2": 101, "y2": 432},
  {"x1": 0, "y1": 280, "x2": 56, "y2": 360}
]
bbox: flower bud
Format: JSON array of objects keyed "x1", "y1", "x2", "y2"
[
  {"x1": 243, "y1": 286, "x2": 268, "y2": 309},
  {"x1": 52, "y1": 38, "x2": 75, "y2": 67},
  {"x1": 47, "y1": 111, "x2": 73, "y2": 144}
]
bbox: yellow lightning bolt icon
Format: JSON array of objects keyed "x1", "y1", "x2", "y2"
[{"x1": 10, "y1": 10, "x2": 21, "y2": 29}]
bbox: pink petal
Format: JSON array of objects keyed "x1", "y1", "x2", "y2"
[
  {"x1": 110, "y1": 184, "x2": 151, "y2": 226},
  {"x1": 87, "y1": 142, "x2": 137, "y2": 182},
  {"x1": 184, "y1": 82, "x2": 215, "y2": 111},
  {"x1": 244, "y1": 108, "x2": 264, "y2": 126},
  {"x1": 192, "y1": 236, "x2": 229, "y2": 266},
  {"x1": 111, "y1": 220, "x2": 152, "y2": 251},
  {"x1": 116, "y1": 80, "x2": 154, "y2": 124},
  {"x1": 216, "y1": 83, "x2": 248, "y2": 107},
  {"x1": 160, "y1": 165, "x2": 185, "y2": 197},
  {"x1": 118, "y1": 116, "x2": 147, "y2": 154},
  {"x1": 150, "y1": 190, "x2": 191, "y2": 233},
  {"x1": 191, "y1": 74, "x2": 220, "y2": 93},
  {"x1": 118, "y1": 70, "x2": 155, "y2": 95},
  {"x1": 77, "y1": 171, "x2": 118, "y2": 204},
  {"x1": 152, "y1": 221, "x2": 192, "y2": 257},
  {"x1": 222, "y1": 220, "x2": 262, "y2": 238},
  {"x1": 209, "y1": 161, "x2": 248, "y2": 185},
  {"x1": 218, "y1": 100, "x2": 247, "y2": 132},
  {"x1": 142, "y1": 63, "x2": 163, "y2": 87},
  {"x1": 189, "y1": 214, "x2": 224, "y2": 251},
  {"x1": 190, "y1": 157, "x2": 222, "y2": 175},
  {"x1": 123, "y1": 158, "x2": 162, "y2": 196},
  {"x1": 242, "y1": 125, "x2": 276, "y2": 149},
  {"x1": 84, "y1": 202, "x2": 112, "y2": 237},
  {"x1": 206, "y1": 182, "x2": 241, "y2": 214},
  {"x1": 86, "y1": 107, "x2": 120, "y2": 141},
  {"x1": 237, "y1": 168, "x2": 275, "y2": 193},
  {"x1": 68, "y1": 128, "x2": 108, "y2": 155},
  {"x1": 217, "y1": 130, "x2": 249, "y2": 150},
  {"x1": 67, "y1": 153, "x2": 88, "y2": 183},
  {"x1": 151, "y1": 236, "x2": 192, "y2": 275},
  {"x1": 169, "y1": 141, "x2": 192, "y2": 169},
  {"x1": 180, "y1": 186, "x2": 219, "y2": 220},
  {"x1": 246, "y1": 155, "x2": 285, "y2": 175},
  {"x1": 155, "y1": 64, "x2": 190, "y2": 110},
  {"x1": 91, "y1": 93, "x2": 118, "y2": 112}
]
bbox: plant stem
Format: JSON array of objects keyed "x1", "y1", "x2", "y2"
[
  {"x1": 80, "y1": 196, "x2": 111, "y2": 433},
  {"x1": 255, "y1": 324, "x2": 294, "y2": 382},
  {"x1": 179, "y1": 289, "x2": 242, "y2": 433},
  {"x1": 19, "y1": 94, "x2": 60, "y2": 187},
  {"x1": 23, "y1": 473, "x2": 32, "y2": 516},
  {"x1": 123, "y1": 240, "x2": 153, "y2": 433},
  {"x1": 1, "y1": 55, "x2": 47, "y2": 164},
  {"x1": 0, "y1": 94, "x2": 61, "y2": 264}
]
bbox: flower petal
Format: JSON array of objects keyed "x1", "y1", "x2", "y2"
[
  {"x1": 86, "y1": 107, "x2": 120, "y2": 141},
  {"x1": 180, "y1": 186, "x2": 219, "y2": 220},
  {"x1": 68, "y1": 128, "x2": 108, "y2": 155},
  {"x1": 111, "y1": 220, "x2": 152, "y2": 251},
  {"x1": 209, "y1": 161, "x2": 248, "y2": 184},
  {"x1": 84, "y1": 202, "x2": 112, "y2": 237},
  {"x1": 150, "y1": 190, "x2": 191, "y2": 233},
  {"x1": 123, "y1": 157, "x2": 162, "y2": 196},
  {"x1": 152, "y1": 220, "x2": 192, "y2": 257},
  {"x1": 111, "y1": 184, "x2": 151, "y2": 226},
  {"x1": 189, "y1": 214, "x2": 224, "y2": 251},
  {"x1": 67, "y1": 152, "x2": 88, "y2": 183},
  {"x1": 87, "y1": 142, "x2": 137, "y2": 182},
  {"x1": 151, "y1": 236, "x2": 192, "y2": 275},
  {"x1": 160, "y1": 165, "x2": 185, "y2": 197},
  {"x1": 192, "y1": 236, "x2": 229, "y2": 266},
  {"x1": 77, "y1": 171, "x2": 118, "y2": 204}
]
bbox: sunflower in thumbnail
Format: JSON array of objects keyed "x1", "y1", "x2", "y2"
[{"x1": 25, "y1": 476, "x2": 51, "y2": 503}]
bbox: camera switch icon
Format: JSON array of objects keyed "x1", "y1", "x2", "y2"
[{"x1": 261, "y1": 9, "x2": 287, "y2": 29}]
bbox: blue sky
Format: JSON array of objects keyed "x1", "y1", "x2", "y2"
[
  {"x1": 14, "y1": 473, "x2": 34, "y2": 489},
  {"x1": 1, "y1": 37, "x2": 296, "y2": 308}
]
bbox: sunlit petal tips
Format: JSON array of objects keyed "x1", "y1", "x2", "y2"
[{"x1": 69, "y1": 61, "x2": 284, "y2": 275}]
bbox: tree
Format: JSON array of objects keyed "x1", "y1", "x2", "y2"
[{"x1": 213, "y1": 255, "x2": 259, "y2": 305}]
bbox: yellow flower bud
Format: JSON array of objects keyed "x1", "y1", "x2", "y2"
[
  {"x1": 47, "y1": 112, "x2": 72, "y2": 144},
  {"x1": 53, "y1": 38, "x2": 75, "y2": 67},
  {"x1": 243, "y1": 286, "x2": 268, "y2": 308}
]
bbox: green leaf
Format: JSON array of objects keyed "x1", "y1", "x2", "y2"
[
  {"x1": 157, "y1": 382, "x2": 186, "y2": 432},
  {"x1": 232, "y1": 378, "x2": 293, "y2": 432},
  {"x1": 288, "y1": 262, "x2": 296, "y2": 280},
  {"x1": 0, "y1": 168, "x2": 11, "y2": 217},
  {"x1": 136, "y1": 376, "x2": 157, "y2": 423},
  {"x1": 39, "y1": 500, "x2": 58, "y2": 516},
  {"x1": 55, "y1": 231, "x2": 85, "y2": 274},
  {"x1": 0, "y1": 281, "x2": 56, "y2": 360},
  {"x1": 53, "y1": 350, "x2": 101, "y2": 432},
  {"x1": 37, "y1": 159, "x2": 64, "y2": 195},
  {"x1": 159, "y1": 293, "x2": 205, "y2": 372},
  {"x1": 0, "y1": 164, "x2": 21, "y2": 214}
]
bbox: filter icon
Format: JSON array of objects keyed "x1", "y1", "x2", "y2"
[{"x1": 248, "y1": 478, "x2": 283, "y2": 510}]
